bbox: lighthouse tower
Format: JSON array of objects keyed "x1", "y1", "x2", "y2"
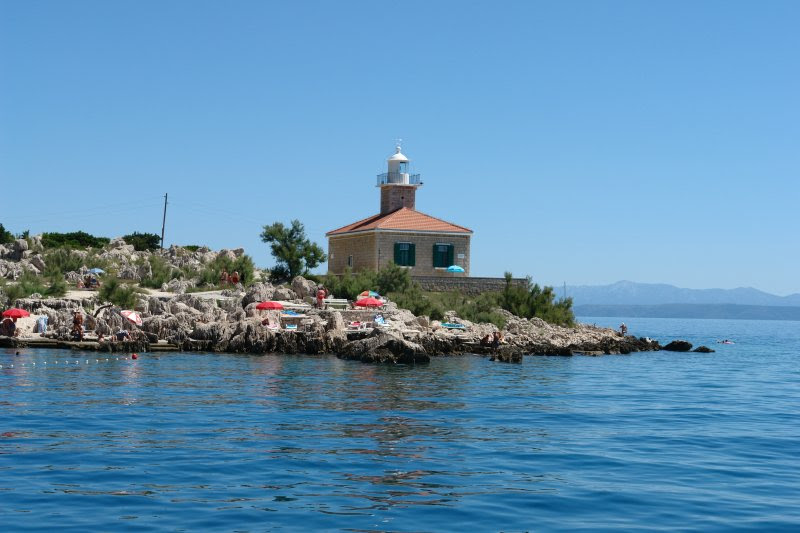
[{"x1": 376, "y1": 144, "x2": 422, "y2": 215}]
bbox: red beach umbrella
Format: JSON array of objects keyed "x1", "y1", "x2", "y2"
[
  {"x1": 2, "y1": 308, "x2": 30, "y2": 319},
  {"x1": 355, "y1": 297, "x2": 383, "y2": 308},
  {"x1": 256, "y1": 301, "x2": 284, "y2": 310}
]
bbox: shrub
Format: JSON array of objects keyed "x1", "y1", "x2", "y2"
[
  {"x1": 139, "y1": 256, "x2": 182, "y2": 289},
  {"x1": 41, "y1": 231, "x2": 110, "y2": 249},
  {"x1": 99, "y1": 277, "x2": 143, "y2": 309},
  {"x1": 43, "y1": 249, "x2": 85, "y2": 277},
  {"x1": 497, "y1": 273, "x2": 574, "y2": 326},
  {"x1": 0, "y1": 272, "x2": 66, "y2": 305},
  {"x1": 375, "y1": 262, "x2": 412, "y2": 294},
  {"x1": 197, "y1": 253, "x2": 256, "y2": 288},
  {"x1": 183, "y1": 245, "x2": 201, "y2": 252},
  {"x1": 123, "y1": 232, "x2": 162, "y2": 252}
]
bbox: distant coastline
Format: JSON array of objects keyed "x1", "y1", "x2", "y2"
[{"x1": 575, "y1": 303, "x2": 800, "y2": 321}]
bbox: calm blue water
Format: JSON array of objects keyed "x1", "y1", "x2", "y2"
[{"x1": 1, "y1": 317, "x2": 798, "y2": 531}]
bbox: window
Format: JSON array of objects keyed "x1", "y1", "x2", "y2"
[
  {"x1": 347, "y1": 255, "x2": 353, "y2": 267},
  {"x1": 394, "y1": 242, "x2": 415, "y2": 266},
  {"x1": 433, "y1": 243, "x2": 454, "y2": 268}
]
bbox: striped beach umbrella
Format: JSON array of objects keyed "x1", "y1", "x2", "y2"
[{"x1": 121, "y1": 310, "x2": 143, "y2": 326}]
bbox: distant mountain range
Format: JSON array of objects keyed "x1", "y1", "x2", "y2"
[
  {"x1": 574, "y1": 304, "x2": 800, "y2": 321},
  {"x1": 567, "y1": 281, "x2": 800, "y2": 321},
  {"x1": 566, "y1": 280, "x2": 800, "y2": 307}
]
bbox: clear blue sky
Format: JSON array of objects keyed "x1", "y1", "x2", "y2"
[{"x1": 1, "y1": 1, "x2": 798, "y2": 295}]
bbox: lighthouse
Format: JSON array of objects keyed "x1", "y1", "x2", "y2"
[
  {"x1": 327, "y1": 144, "x2": 472, "y2": 276},
  {"x1": 377, "y1": 144, "x2": 423, "y2": 214}
]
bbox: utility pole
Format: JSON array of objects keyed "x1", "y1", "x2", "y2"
[{"x1": 160, "y1": 193, "x2": 168, "y2": 250}]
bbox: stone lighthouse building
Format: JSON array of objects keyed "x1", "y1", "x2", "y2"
[{"x1": 326, "y1": 145, "x2": 472, "y2": 277}]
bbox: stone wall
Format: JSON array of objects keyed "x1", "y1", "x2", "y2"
[
  {"x1": 415, "y1": 276, "x2": 528, "y2": 295},
  {"x1": 328, "y1": 233, "x2": 378, "y2": 273},
  {"x1": 375, "y1": 231, "x2": 471, "y2": 277}
]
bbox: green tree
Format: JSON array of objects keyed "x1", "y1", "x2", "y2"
[
  {"x1": 0, "y1": 223, "x2": 14, "y2": 244},
  {"x1": 123, "y1": 232, "x2": 162, "y2": 251},
  {"x1": 260, "y1": 220, "x2": 326, "y2": 282},
  {"x1": 41, "y1": 231, "x2": 109, "y2": 249}
]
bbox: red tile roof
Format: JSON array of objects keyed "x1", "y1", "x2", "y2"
[{"x1": 327, "y1": 207, "x2": 472, "y2": 236}]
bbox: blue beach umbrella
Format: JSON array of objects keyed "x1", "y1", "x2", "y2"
[
  {"x1": 88, "y1": 268, "x2": 105, "y2": 275},
  {"x1": 446, "y1": 265, "x2": 465, "y2": 273}
]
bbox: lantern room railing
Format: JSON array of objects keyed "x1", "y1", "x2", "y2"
[{"x1": 376, "y1": 172, "x2": 422, "y2": 186}]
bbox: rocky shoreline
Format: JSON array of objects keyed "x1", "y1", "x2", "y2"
[
  {"x1": 3, "y1": 277, "x2": 663, "y2": 364},
  {"x1": 1, "y1": 238, "x2": 666, "y2": 363}
]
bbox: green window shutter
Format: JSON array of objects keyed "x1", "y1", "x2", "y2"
[
  {"x1": 432, "y1": 244, "x2": 438, "y2": 267},
  {"x1": 447, "y1": 245, "x2": 454, "y2": 266},
  {"x1": 394, "y1": 242, "x2": 401, "y2": 264},
  {"x1": 409, "y1": 243, "x2": 416, "y2": 266}
]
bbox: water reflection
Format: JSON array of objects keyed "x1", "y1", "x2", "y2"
[{"x1": 2, "y1": 336, "x2": 799, "y2": 531}]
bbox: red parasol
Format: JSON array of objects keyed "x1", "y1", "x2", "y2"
[
  {"x1": 2, "y1": 308, "x2": 30, "y2": 319},
  {"x1": 355, "y1": 297, "x2": 383, "y2": 308},
  {"x1": 256, "y1": 301, "x2": 284, "y2": 310}
]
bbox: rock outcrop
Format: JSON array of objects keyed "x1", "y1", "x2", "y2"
[
  {"x1": 339, "y1": 330, "x2": 429, "y2": 364},
  {"x1": 693, "y1": 345, "x2": 715, "y2": 353},
  {"x1": 663, "y1": 340, "x2": 693, "y2": 352}
]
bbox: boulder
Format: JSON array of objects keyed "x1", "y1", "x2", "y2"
[
  {"x1": 291, "y1": 276, "x2": 318, "y2": 299},
  {"x1": 385, "y1": 307, "x2": 417, "y2": 325},
  {"x1": 64, "y1": 271, "x2": 83, "y2": 283},
  {"x1": 161, "y1": 279, "x2": 195, "y2": 294},
  {"x1": 30, "y1": 255, "x2": 46, "y2": 272},
  {"x1": 218, "y1": 249, "x2": 237, "y2": 262},
  {"x1": 241, "y1": 282, "x2": 276, "y2": 307},
  {"x1": 693, "y1": 346, "x2": 715, "y2": 353},
  {"x1": 172, "y1": 294, "x2": 216, "y2": 314},
  {"x1": 118, "y1": 264, "x2": 141, "y2": 281},
  {"x1": 339, "y1": 330, "x2": 429, "y2": 364},
  {"x1": 663, "y1": 340, "x2": 693, "y2": 352},
  {"x1": 138, "y1": 260, "x2": 153, "y2": 281},
  {"x1": 273, "y1": 286, "x2": 296, "y2": 301},
  {"x1": 0, "y1": 259, "x2": 23, "y2": 280}
]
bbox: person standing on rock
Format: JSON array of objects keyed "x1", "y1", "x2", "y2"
[
  {"x1": 220, "y1": 269, "x2": 229, "y2": 285},
  {"x1": 619, "y1": 323, "x2": 628, "y2": 336},
  {"x1": 231, "y1": 271, "x2": 240, "y2": 285},
  {"x1": 72, "y1": 311, "x2": 84, "y2": 342},
  {"x1": 316, "y1": 286, "x2": 326, "y2": 309}
]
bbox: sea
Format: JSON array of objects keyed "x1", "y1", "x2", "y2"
[{"x1": 1, "y1": 317, "x2": 798, "y2": 532}]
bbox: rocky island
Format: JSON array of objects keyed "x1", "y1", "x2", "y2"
[{"x1": 1, "y1": 237, "x2": 662, "y2": 363}]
